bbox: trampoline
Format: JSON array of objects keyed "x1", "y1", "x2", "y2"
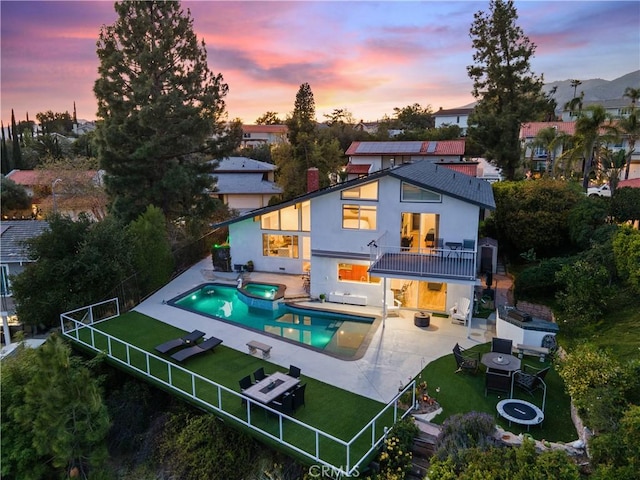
[{"x1": 497, "y1": 399, "x2": 544, "y2": 430}]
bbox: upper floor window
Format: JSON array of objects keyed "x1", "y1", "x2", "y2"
[
  {"x1": 260, "y1": 201, "x2": 310, "y2": 231},
  {"x1": 342, "y1": 205, "x2": 377, "y2": 230},
  {"x1": 341, "y1": 181, "x2": 378, "y2": 200},
  {"x1": 401, "y1": 182, "x2": 441, "y2": 202}
]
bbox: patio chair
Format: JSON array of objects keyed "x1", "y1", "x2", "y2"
[
  {"x1": 239, "y1": 375, "x2": 252, "y2": 406},
  {"x1": 292, "y1": 383, "x2": 306, "y2": 411},
  {"x1": 462, "y1": 239, "x2": 475, "y2": 251},
  {"x1": 449, "y1": 297, "x2": 471, "y2": 325},
  {"x1": 383, "y1": 290, "x2": 401, "y2": 317},
  {"x1": 514, "y1": 365, "x2": 550, "y2": 396},
  {"x1": 269, "y1": 392, "x2": 294, "y2": 415},
  {"x1": 491, "y1": 337, "x2": 513, "y2": 355},
  {"x1": 253, "y1": 367, "x2": 267, "y2": 383},
  {"x1": 170, "y1": 336, "x2": 223, "y2": 362},
  {"x1": 485, "y1": 369, "x2": 512, "y2": 397},
  {"x1": 288, "y1": 365, "x2": 301, "y2": 378},
  {"x1": 154, "y1": 329, "x2": 205, "y2": 354},
  {"x1": 453, "y1": 343, "x2": 479, "y2": 374}
]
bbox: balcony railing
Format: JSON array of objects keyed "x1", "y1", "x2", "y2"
[
  {"x1": 60, "y1": 298, "x2": 416, "y2": 477},
  {"x1": 370, "y1": 244, "x2": 477, "y2": 281}
]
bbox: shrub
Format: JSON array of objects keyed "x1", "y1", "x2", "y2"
[
  {"x1": 514, "y1": 256, "x2": 573, "y2": 301},
  {"x1": 433, "y1": 411, "x2": 497, "y2": 465}
]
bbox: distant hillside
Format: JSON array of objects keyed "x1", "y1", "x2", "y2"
[{"x1": 543, "y1": 70, "x2": 640, "y2": 112}]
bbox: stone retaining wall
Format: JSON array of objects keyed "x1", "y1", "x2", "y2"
[{"x1": 515, "y1": 300, "x2": 554, "y2": 322}]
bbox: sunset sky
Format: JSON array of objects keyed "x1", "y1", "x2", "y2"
[{"x1": 1, "y1": 1, "x2": 639, "y2": 126}]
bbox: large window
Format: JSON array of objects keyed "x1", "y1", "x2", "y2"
[
  {"x1": 341, "y1": 181, "x2": 378, "y2": 200},
  {"x1": 260, "y1": 202, "x2": 310, "y2": 231},
  {"x1": 262, "y1": 234, "x2": 299, "y2": 258},
  {"x1": 342, "y1": 205, "x2": 377, "y2": 230},
  {"x1": 1, "y1": 265, "x2": 10, "y2": 296},
  {"x1": 338, "y1": 263, "x2": 381, "y2": 284},
  {"x1": 401, "y1": 182, "x2": 441, "y2": 202}
]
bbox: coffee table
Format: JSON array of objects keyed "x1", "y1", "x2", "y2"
[
  {"x1": 481, "y1": 352, "x2": 521, "y2": 372},
  {"x1": 497, "y1": 399, "x2": 544, "y2": 430}
]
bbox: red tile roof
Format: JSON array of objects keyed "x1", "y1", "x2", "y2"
[
  {"x1": 345, "y1": 163, "x2": 372, "y2": 174},
  {"x1": 7, "y1": 169, "x2": 98, "y2": 186},
  {"x1": 618, "y1": 178, "x2": 640, "y2": 188},
  {"x1": 519, "y1": 122, "x2": 575, "y2": 138},
  {"x1": 242, "y1": 125, "x2": 288, "y2": 134},
  {"x1": 345, "y1": 140, "x2": 465, "y2": 156},
  {"x1": 440, "y1": 163, "x2": 478, "y2": 177}
]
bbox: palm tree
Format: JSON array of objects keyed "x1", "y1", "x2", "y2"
[
  {"x1": 570, "y1": 79, "x2": 582, "y2": 99},
  {"x1": 571, "y1": 105, "x2": 619, "y2": 190},
  {"x1": 620, "y1": 87, "x2": 640, "y2": 179},
  {"x1": 530, "y1": 126, "x2": 570, "y2": 176}
]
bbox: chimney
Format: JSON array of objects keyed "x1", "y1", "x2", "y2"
[{"x1": 307, "y1": 167, "x2": 320, "y2": 193}]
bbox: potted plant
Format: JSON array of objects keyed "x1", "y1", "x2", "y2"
[
  {"x1": 319, "y1": 293, "x2": 326, "y2": 303},
  {"x1": 245, "y1": 260, "x2": 254, "y2": 272}
]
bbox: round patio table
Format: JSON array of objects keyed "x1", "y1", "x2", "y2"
[{"x1": 496, "y1": 399, "x2": 544, "y2": 431}]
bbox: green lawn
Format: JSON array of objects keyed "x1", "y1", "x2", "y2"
[
  {"x1": 69, "y1": 309, "x2": 577, "y2": 469},
  {"x1": 73, "y1": 312, "x2": 398, "y2": 470},
  {"x1": 419, "y1": 343, "x2": 576, "y2": 443}
]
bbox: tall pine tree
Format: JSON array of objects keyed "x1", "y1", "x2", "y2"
[
  {"x1": 10, "y1": 109, "x2": 22, "y2": 170},
  {"x1": 466, "y1": 0, "x2": 550, "y2": 180},
  {"x1": 94, "y1": 1, "x2": 233, "y2": 225}
]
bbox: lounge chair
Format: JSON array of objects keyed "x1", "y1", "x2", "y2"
[
  {"x1": 453, "y1": 343, "x2": 479, "y2": 374},
  {"x1": 170, "y1": 336, "x2": 223, "y2": 362},
  {"x1": 449, "y1": 297, "x2": 471, "y2": 325},
  {"x1": 155, "y1": 329, "x2": 205, "y2": 354}
]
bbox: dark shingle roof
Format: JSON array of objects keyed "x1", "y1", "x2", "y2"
[
  {"x1": 0, "y1": 220, "x2": 49, "y2": 264},
  {"x1": 212, "y1": 161, "x2": 495, "y2": 228}
]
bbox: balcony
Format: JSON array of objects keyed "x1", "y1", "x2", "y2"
[{"x1": 369, "y1": 245, "x2": 477, "y2": 281}]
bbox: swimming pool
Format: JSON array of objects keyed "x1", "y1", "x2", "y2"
[{"x1": 168, "y1": 283, "x2": 380, "y2": 360}]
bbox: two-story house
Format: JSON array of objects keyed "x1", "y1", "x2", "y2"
[
  {"x1": 210, "y1": 157, "x2": 283, "y2": 214},
  {"x1": 240, "y1": 125, "x2": 288, "y2": 149},
  {"x1": 214, "y1": 161, "x2": 495, "y2": 316},
  {"x1": 344, "y1": 140, "x2": 472, "y2": 181},
  {"x1": 433, "y1": 105, "x2": 475, "y2": 135}
]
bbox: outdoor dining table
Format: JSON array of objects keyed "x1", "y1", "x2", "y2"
[
  {"x1": 242, "y1": 371, "x2": 300, "y2": 405},
  {"x1": 481, "y1": 352, "x2": 521, "y2": 373}
]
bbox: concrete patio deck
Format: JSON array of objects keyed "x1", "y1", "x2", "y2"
[{"x1": 135, "y1": 257, "x2": 500, "y2": 403}]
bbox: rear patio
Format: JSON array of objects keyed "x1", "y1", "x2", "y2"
[{"x1": 134, "y1": 257, "x2": 497, "y2": 403}]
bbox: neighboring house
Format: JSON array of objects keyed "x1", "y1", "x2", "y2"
[
  {"x1": 433, "y1": 106, "x2": 474, "y2": 135},
  {"x1": 209, "y1": 157, "x2": 283, "y2": 213},
  {"x1": 561, "y1": 98, "x2": 635, "y2": 122},
  {"x1": 1, "y1": 220, "x2": 49, "y2": 313},
  {"x1": 213, "y1": 161, "x2": 495, "y2": 316},
  {"x1": 6, "y1": 169, "x2": 106, "y2": 219},
  {"x1": 344, "y1": 140, "x2": 470, "y2": 180},
  {"x1": 519, "y1": 121, "x2": 640, "y2": 178},
  {"x1": 240, "y1": 125, "x2": 288, "y2": 148}
]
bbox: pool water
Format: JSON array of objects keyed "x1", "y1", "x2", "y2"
[{"x1": 169, "y1": 283, "x2": 378, "y2": 359}]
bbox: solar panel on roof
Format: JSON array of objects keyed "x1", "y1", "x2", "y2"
[
  {"x1": 355, "y1": 142, "x2": 423, "y2": 154},
  {"x1": 426, "y1": 142, "x2": 437, "y2": 153}
]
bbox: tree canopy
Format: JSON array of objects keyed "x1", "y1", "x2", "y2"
[
  {"x1": 467, "y1": 0, "x2": 550, "y2": 180},
  {"x1": 94, "y1": 0, "x2": 234, "y2": 225}
]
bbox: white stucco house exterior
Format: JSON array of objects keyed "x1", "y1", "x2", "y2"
[
  {"x1": 433, "y1": 106, "x2": 474, "y2": 135},
  {"x1": 213, "y1": 161, "x2": 495, "y2": 317}
]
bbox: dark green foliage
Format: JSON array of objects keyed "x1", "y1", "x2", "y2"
[
  {"x1": 490, "y1": 179, "x2": 583, "y2": 259},
  {"x1": 611, "y1": 186, "x2": 640, "y2": 224},
  {"x1": 255, "y1": 111, "x2": 282, "y2": 125},
  {"x1": 94, "y1": 0, "x2": 232, "y2": 224},
  {"x1": 428, "y1": 440, "x2": 580, "y2": 480},
  {"x1": 10, "y1": 109, "x2": 22, "y2": 169},
  {"x1": 0, "y1": 176, "x2": 30, "y2": 214},
  {"x1": 155, "y1": 412, "x2": 257, "y2": 480},
  {"x1": 555, "y1": 259, "x2": 613, "y2": 329},
  {"x1": 35, "y1": 110, "x2": 74, "y2": 135},
  {"x1": 467, "y1": 0, "x2": 551, "y2": 179},
  {"x1": 2, "y1": 336, "x2": 110, "y2": 479},
  {"x1": 128, "y1": 206, "x2": 174, "y2": 294},
  {"x1": 513, "y1": 257, "x2": 573, "y2": 301},
  {"x1": 235, "y1": 142, "x2": 273, "y2": 163},
  {"x1": 11, "y1": 214, "x2": 134, "y2": 327},
  {"x1": 433, "y1": 411, "x2": 497, "y2": 464},
  {"x1": 567, "y1": 196, "x2": 609, "y2": 249},
  {"x1": 613, "y1": 226, "x2": 640, "y2": 293}
]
